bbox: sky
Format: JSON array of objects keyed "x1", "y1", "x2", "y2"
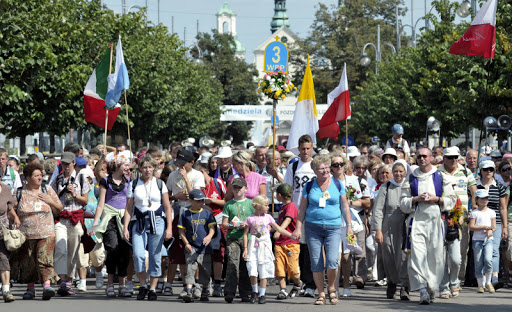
[{"x1": 102, "y1": 0, "x2": 472, "y2": 64}]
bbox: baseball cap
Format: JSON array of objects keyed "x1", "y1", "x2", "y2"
[
  {"x1": 392, "y1": 124, "x2": 404, "y2": 135},
  {"x1": 199, "y1": 152, "x2": 212, "y2": 164},
  {"x1": 490, "y1": 150, "x2": 502, "y2": 158},
  {"x1": 75, "y1": 157, "x2": 87, "y2": 166},
  {"x1": 231, "y1": 177, "x2": 247, "y2": 188},
  {"x1": 479, "y1": 160, "x2": 495, "y2": 169},
  {"x1": 475, "y1": 189, "x2": 489, "y2": 198},
  {"x1": 276, "y1": 183, "x2": 293, "y2": 197},
  {"x1": 61, "y1": 152, "x2": 76, "y2": 164},
  {"x1": 443, "y1": 147, "x2": 460, "y2": 157},
  {"x1": 175, "y1": 149, "x2": 196, "y2": 165},
  {"x1": 189, "y1": 189, "x2": 208, "y2": 201}
]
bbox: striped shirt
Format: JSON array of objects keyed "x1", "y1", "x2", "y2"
[
  {"x1": 438, "y1": 164, "x2": 476, "y2": 210},
  {"x1": 477, "y1": 179, "x2": 506, "y2": 224}
]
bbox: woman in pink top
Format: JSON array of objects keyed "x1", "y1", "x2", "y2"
[{"x1": 225, "y1": 151, "x2": 266, "y2": 201}]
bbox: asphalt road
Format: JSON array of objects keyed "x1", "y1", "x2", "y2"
[{"x1": 3, "y1": 280, "x2": 512, "y2": 312}]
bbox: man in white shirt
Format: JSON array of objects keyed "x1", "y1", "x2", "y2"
[{"x1": 167, "y1": 149, "x2": 205, "y2": 209}]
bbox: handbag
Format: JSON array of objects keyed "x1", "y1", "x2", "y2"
[{"x1": 2, "y1": 225, "x2": 26, "y2": 251}]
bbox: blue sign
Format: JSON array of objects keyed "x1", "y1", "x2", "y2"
[
  {"x1": 342, "y1": 136, "x2": 354, "y2": 146},
  {"x1": 270, "y1": 115, "x2": 279, "y2": 126},
  {"x1": 264, "y1": 36, "x2": 289, "y2": 73},
  {"x1": 371, "y1": 136, "x2": 380, "y2": 143}
]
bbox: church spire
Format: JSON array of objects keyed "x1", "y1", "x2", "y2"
[{"x1": 270, "y1": 0, "x2": 290, "y2": 34}]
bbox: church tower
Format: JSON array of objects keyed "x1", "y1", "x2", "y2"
[
  {"x1": 216, "y1": 1, "x2": 245, "y2": 59},
  {"x1": 270, "y1": 0, "x2": 290, "y2": 34}
]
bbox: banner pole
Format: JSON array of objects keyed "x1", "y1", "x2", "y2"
[
  {"x1": 104, "y1": 44, "x2": 114, "y2": 152},
  {"x1": 124, "y1": 90, "x2": 133, "y2": 163},
  {"x1": 272, "y1": 98, "x2": 277, "y2": 215}
]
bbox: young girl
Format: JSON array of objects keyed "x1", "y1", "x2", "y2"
[
  {"x1": 242, "y1": 195, "x2": 296, "y2": 304},
  {"x1": 469, "y1": 189, "x2": 497, "y2": 294}
]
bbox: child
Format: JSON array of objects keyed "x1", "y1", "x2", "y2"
[
  {"x1": 273, "y1": 183, "x2": 302, "y2": 300},
  {"x1": 178, "y1": 189, "x2": 216, "y2": 303},
  {"x1": 385, "y1": 124, "x2": 410, "y2": 160},
  {"x1": 469, "y1": 189, "x2": 497, "y2": 293},
  {"x1": 221, "y1": 178, "x2": 254, "y2": 303},
  {"x1": 242, "y1": 195, "x2": 296, "y2": 304}
]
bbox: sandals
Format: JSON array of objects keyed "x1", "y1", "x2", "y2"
[
  {"x1": 314, "y1": 295, "x2": 326, "y2": 305},
  {"x1": 440, "y1": 293, "x2": 450, "y2": 299},
  {"x1": 328, "y1": 289, "x2": 338, "y2": 305},
  {"x1": 450, "y1": 288, "x2": 460, "y2": 298}
]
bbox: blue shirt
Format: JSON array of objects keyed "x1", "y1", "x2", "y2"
[
  {"x1": 178, "y1": 208, "x2": 216, "y2": 254},
  {"x1": 302, "y1": 178, "x2": 345, "y2": 225}
]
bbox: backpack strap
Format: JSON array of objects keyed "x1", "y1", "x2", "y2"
[
  {"x1": 305, "y1": 177, "x2": 316, "y2": 196},
  {"x1": 156, "y1": 178, "x2": 163, "y2": 194},
  {"x1": 292, "y1": 161, "x2": 299, "y2": 189},
  {"x1": 132, "y1": 178, "x2": 139, "y2": 194},
  {"x1": 9, "y1": 168, "x2": 15, "y2": 184},
  {"x1": 212, "y1": 178, "x2": 223, "y2": 197}
]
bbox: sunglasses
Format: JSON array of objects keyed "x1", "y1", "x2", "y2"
[
  {"x1": 481, "y1": 168, "x2": 495, "y2": 172},
  {"x1": 502, "y1": 167, "x2": 512, "y2": 172},
  {"x1": 417, "y1": 154, "x2": 429, "y2": 159},
  {"x1": 445, "y1": 155, "x2": 458, "y2": 160},
  {"x1": 331, "y1": 162, "x2": 345, "y2": 168}
]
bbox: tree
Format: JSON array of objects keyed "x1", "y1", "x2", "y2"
[{"x1": 195, "y1": 31, "x2": 261, "y2": 145}]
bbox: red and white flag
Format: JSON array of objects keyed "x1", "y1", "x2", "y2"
[
  {"x1": 317, "y1": 63, "x2": 350, "y2": 140},
  {"x1": 449, "y1": 0, "x2": 497, "y2": 59}
]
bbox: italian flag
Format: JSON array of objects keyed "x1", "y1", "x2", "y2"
[{"x1": 84, "y1": 48, "x2": 121, "y2": 130}]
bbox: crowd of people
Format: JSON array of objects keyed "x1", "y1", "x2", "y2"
[{"x1": 0, "y1": 124, "x2": 511, "y2": 306}]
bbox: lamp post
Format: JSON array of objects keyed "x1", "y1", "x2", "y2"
[
  {"x1": 457, "y1": 0, "x2": 478, "y2": 17},
  {"x1": 360, "y1": 25, "x2": 396, "y2": 76},
  {"x1": 396, "y1": 4, "x2": 435, "y2": 49},
  {"x1": 426, "y1": 116, "x2": 440, "y2": 148},
  {"x1": 122, "y1": 0, "x2": 148, "y2": 15}
]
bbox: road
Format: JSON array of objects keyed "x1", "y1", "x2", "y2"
[{"x1": 3, "y1": 280, "x2": 511, "y2": 312}]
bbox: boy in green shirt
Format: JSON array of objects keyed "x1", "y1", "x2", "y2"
[{"x1": 221, "y1": 178, "x2": 254, "y2": 303}]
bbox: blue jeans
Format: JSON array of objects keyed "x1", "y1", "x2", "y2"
[
  {"x1": 473, "y1": 239, "x2": 493, "y2": 278},
  {"x1": 132, "y1": 217, "x2": 165, "y2": 277},
  {"x1": 304, "y1": 222, "x2": 342, "y2": 272},
  {"x1": 492, "y1": 224, "x2": 502, "y2": 273}
]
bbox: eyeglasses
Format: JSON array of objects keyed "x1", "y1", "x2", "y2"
[
  {"x1": 481, "y1": 168, "x2": 495, "y2": 172},
  {"x1": 445, "y1": 155, "x2": 458, "y2": 160},
  {"x1": 417, "y1": 155, "x2": 429, "y2": 159},
  {"x1": 159, "y1": 162, "x2": 165, "y2": 165},
  {"x1": 355, "y1": 166, "x2": 366, "y2": 170},
  {"x1": 501, "y1": 167, "x2": 512, "y2": 172},
  {"x1": 331, "y1": 162, "x2": 345, "y2": 168}
]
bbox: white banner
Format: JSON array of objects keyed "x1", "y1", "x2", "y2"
[{"x1": 220, "y1": 104, "x2": 329, "y2": 121}]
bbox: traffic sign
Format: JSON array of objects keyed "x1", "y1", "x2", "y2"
[
  {"x1": 371, "y1": 136, "x2": 380, "y2": 143},
  {"x1": 342, "y1": 136, "x2": 354, "y2": 146},
  {"x1": 264, "y1": 36, "x2": 289, "y2": 73}
]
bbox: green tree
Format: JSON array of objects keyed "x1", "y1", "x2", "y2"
[{"x1": 195, "y1": 31, "x2": 261, "y2": 145}]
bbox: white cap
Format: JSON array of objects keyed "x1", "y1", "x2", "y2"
[{"x1": 199, "y1": 152, "x2": 213, "y2": 164}]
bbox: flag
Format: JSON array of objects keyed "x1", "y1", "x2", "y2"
[
  {"x1": 317, "y1": 63, "x2": 351, "y2": 140},
  {"x1": 105, "y1": 36, "x2": 130, "y2": 108},
  {"x1": 449, "y1": 0, "x2": 497, "y2": 59},
  {"x1": 84, "y1": 48, "x2": 121, "y2": 130},
  {"x1": 286, "y1": 55, "x2": 319, "y2": 154}
]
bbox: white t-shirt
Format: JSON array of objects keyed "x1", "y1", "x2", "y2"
[
  {"x1": 166, "y1": 168, "x2": 205, "y2": 208},
  {"x1": 283, "y1": 160, "x2": 316, "y2": 208},
  {"x1": 341, "y1": 174, "x2": 364, "y2": 211},
  {"x1": 470, "y1": 208, "x2": 496, "y2": 241},
  {"x1": 127, "y1": 177, "x2": 168, "y2": 214}
]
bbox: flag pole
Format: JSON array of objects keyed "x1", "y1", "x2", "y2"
[
  {"x1": 105, "y1": 44, "x2": 114, "y2": 152},
  {"x1": 345, "y1": 119, "x2": 348, "y2": 148},
  {"x1": 272, "y1": 98, "x2": 277, "y2": 215},
  {"x1": 124, "y1": 90, "x2": 133, "y2": 163}
]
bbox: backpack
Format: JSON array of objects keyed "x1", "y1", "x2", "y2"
[
  {"x1": 57, "y1": 173, "x2": 84, "y2": 199},
  {"x1": 304, "y1": 177, "x2": 342, "y2": 196},
  {"x1": 131, "y1": 178, "x2": 163, "y2": 196},
  {"x1": 387, "y1": 138, "x2": 408, "y2": 153},
  {"x1": 17, "y1": 180, "x2": 47, "y2": 203}
]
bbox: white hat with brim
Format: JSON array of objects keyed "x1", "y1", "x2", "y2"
[
  {"x1": 214, "y1": 146, "x2": 233, "y2": 159},
  {"x1": 443, "y1": 146, "x2": 460, "y2": 157},
  {"x1": 382, "y1": 148, "x2": 398, "y2": 158},
  {"x1": 347, "y1": 146, "x2": 360, "y2": 158},
  {"x1": 479, "y1": 160, "x2": 495, "y2": 169}
]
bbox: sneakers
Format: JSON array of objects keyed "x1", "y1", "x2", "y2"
[
  {"x1": 212, "y1": 284, "x2": 223, "y2": 297},
  {"x1": 119, "y1": 286, "x2": 132, "y2": 297},
  {"x1": 224, "y1": 294, "x2": 234, "y2": 303},
  {"x1": 341, "y1": 288, "x2": 352, "y2": 297},
  {"x1": 22, "y1": 288, "x2": 36, "y2": 300},
  {"x1": 192, "y1": 287, "x2": 202, "y2": 299},
  {"x1": 3, "y1": 291, "x2": 15, "y2": 302},
  {"x1": 374, "y1": 279, "x2": 387, "y2": 287},
  {"x1": 136, "y1": 287, "x2": 149, "y2": 300},
  {"x1": 106, "y1": 285, "x2": 116, "y2": 298},
  {"x1": 147, "y1": 289, "x2": 157, "y2": 301},
  {"x1": 182, "y1": 292, "x2": 194, "y2": 303},
  {"x1": 126, "y1": 281, "x2": 134, "y2": 295},
  {"x1": 95, "y1": 275, "x2": 104, "y2": 289},
  {"x1": 57, "y1": 283, "x2": 74, "y2": 296},
  {"x1": 303, "y1": 288, "x2": 315, "y2": 297},
  {"x1": 42, "y1": 287, "x2": 56, "y2": 301},
  {"x1": 200, "y1": 290, "x2": 209, "y2": 302},
  {"x1": 492, "y1": 281, "x2": 503, "y2": 291},
  {"x1": 486, "y1": 283, "x2": 496, "y2": 293},
  {"x1": 258, "y1": 295, "x2": 266, "y2": 304},
  {"x1": 289, "y1": 282, "x2": 302, "y2": 298},
  {"x1": 250, "y1": 292, "x2": 258, "y2": 304},
  {"x1": 399, "y1": 287, "x2": 410, "y2": 301},
  {"x1": 477, "y1": 286, "x2": 485, "y2": 293},
  {"x1": 276, "y1": 289, "x2": 288, "y2": 300},
  {"x1": 419, "y1": 290, "x2": 430, "y2": 305},
  {"x1": 76, "y1": 280, "x2": 87, "y2": 292}
]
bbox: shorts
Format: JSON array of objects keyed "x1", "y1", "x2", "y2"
[
  {"x1": 169, "y1": 239, "x2": 186, "y2": 265},
  {"x1": 212, "y1": 227, "x2": 227, "y2": 263},
  {"x1": 274, "y1": 244, "x2": 300, "y2": 280},
  {"x1": 246, "y1": 260, "x2": 275, "y2": 279}
]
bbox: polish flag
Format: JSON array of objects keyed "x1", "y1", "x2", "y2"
[
  {"x1": 449, "y1": 0, "x2": 497, "y2": 59},
  {"x1": 317, "y1": 63, "x2": 350, "y2": 140}
]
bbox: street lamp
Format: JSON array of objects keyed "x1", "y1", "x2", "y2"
[
  {"x1": 426, "y1": 116, "x2": 440, "y2": 147},
  {"x1": 360, "y1": 25, "x2": 396, "y2": 76},
  {"x1": 457, "y1": 0, "x2": 475, "y2": 17}
]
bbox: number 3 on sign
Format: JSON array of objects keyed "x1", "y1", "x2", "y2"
[{"x1": 272, "y1": 46, "x2": 280, "y2": 63}]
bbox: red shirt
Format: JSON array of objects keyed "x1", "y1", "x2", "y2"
[
  {"x1": 276, "y1": 202, "x2": 299, "y2": 245},
  {"x1": 202, "y1": 177, "x2": 226, "y2": 216}
]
